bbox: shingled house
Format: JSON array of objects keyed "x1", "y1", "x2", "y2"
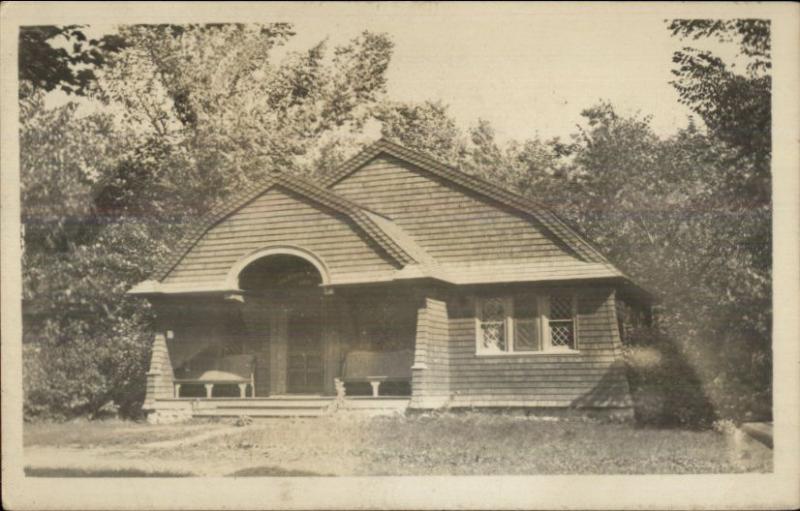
[{"x1": 129, "y1": 139, "x2": 652, "y2": 421}]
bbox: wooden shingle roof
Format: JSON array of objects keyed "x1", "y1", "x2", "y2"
[
  {"x1": 134, "y1": 138, "x2": 650, "y2": 298},
  {"x1": 321, "y1": 138, "x2": 614, "y2": 267},
  {"x1": 150, "y1": 172, "x2": 419, "y2": 282}
]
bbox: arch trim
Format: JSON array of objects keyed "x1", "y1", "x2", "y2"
[{"x1": 224, "y1": 245, "x2": 332, "y2": 289}]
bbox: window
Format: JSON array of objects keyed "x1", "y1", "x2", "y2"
[
  {"x1": 477, "y1": 297, "x2": 510, "y2": 353},
  {"x1": 475, "y1": 293, "x2": 577, "y2": 355},
  {"x1": 547, "y1": 294, "x2": 576, "y2": 350}
]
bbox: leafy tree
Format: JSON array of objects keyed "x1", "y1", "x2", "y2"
[
  {"x1": 374, "y1": 100, "x2": 467, "y2": 164},
  {"x1": 97, "y1": 24, "x2": 394, "y2": 206},
  {"x1": 553, "y1": 102, "x2": 770, "y2": 421},
  {"x1": 668, "y1": 19, "x2": 770, "y2": 205},
  {"x1": 21, "y1": 91, "x2": 162, "y2": 419},
  {"x1": 18, "y1": 25, "x2": 126, "y2": 98}
]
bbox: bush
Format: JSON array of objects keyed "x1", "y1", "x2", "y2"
[
  {"x1": 23, "y1": 311, "x2": 152, "y2": 421},
  {"x1": 623, "y1": 326, "x2": 716, "y2": 429}
]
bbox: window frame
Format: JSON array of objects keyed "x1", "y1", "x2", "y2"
[
  {"x1": 474, "y1": 293, "x2": 579, "y2": 356},
  {"x1": 474, "y1": 296, "x2": 514, "y2": 355},
  {"x1": 540, "y1": 294, "x2": 579, "y2": 353}
]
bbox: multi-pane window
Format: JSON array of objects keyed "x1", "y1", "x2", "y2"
[
  {"x1": 475, "y1": 293, "x2": 576, "y2": 355},
  {"x1": 548, "y1": 294, "x2": 576, "y2": 349},
  {"x1": 477, "y1": 297, "x2": 509, "y2": 353}
]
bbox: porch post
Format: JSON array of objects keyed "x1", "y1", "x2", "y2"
[
  {"x1": 269, "y1": 306, "x2": 288, "y2": 394},
  {"x1": 143, "y1": 332, "x2": 175, "y2": 410},
  {"x1": 322, "y1": 293, "x2": 342, "y2": 396},
  {"x1": 410, "y1": 297, "x2": 450, "y2": 409}
]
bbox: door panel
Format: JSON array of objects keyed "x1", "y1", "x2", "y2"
[{"x1": 287, "y1": 305, "x2": 323, "y2": 393}]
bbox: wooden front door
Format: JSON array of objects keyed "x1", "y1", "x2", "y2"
[{"x1": 286, "y1": 306, "x2": 323, "y2": 394}]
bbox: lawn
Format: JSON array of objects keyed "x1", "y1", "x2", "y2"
[
  {"x1": 23, "y1": 413, "x2": 772, "y2": 476},
  {"x1": 23, "y1": 418, "x2": 228, "y2": 448}
]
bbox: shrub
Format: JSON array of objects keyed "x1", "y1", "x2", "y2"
[
  {"x1": 623, "y1": 326, "x2": 716, "y2": 429},
  {"x1": 22, "y1": 310, "x2": 152, "y2": 421}
]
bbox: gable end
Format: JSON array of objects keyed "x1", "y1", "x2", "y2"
[{"x1": 323, "y1": 139, "x2": 613, "y2": 266}]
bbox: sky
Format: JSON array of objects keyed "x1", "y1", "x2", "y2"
[
  {"x1": 277, "y1": 3, "x2": 702, "y2": 142},
  {"x1": 50, "y1": 3, "x2": 747, "y2": 143}
]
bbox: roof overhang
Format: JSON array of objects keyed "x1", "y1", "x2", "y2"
[{"x1": 129, "y1": 262, "x2": 655, "y2": 302}]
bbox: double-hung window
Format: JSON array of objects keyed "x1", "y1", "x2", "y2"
[{"x1": 475, "y1": 293, "x2": 577, "y2": 355}]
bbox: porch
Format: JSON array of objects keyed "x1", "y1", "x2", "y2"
[{"x1": 143, "y1": 249, "x2": 439, "y2": 419}]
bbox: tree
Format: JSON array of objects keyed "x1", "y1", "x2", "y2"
[
  {"x1": 18, "y1": 25, "x2": 126, "y2": 98},
  {"x1": 668, "y1": 19, "x2": 771, "y2": 205},
  {"x1": 97, "y1": 24, "x2": 394, "y2": 206},
  {"x1": 373, "y1": 100, "x2": 467, "y2": 165},
  {"x1": 21, "y1": 90, "x2": 161, "y2": 419}
]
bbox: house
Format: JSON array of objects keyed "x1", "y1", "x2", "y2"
[{"x1": 129, "y1": 139, "x2": 653, "y2": 421}]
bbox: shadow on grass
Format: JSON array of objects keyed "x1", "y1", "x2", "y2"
[
  {"x1": 228, "y1": 466, "x2": 334, "y2": 477},
  {"x1": 25, "y1": 466, "x2": 192, "y2": 477}
]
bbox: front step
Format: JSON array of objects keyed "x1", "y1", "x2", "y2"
[
  {"x1": 192, "y1": 407, "x2": 327, "y2": 418},
  {"x1": 152, "y1": 396, "x2": 411, "y2": 419}
]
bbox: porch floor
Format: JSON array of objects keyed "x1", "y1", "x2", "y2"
[{"x1": 152, "y1": 396, "x2": 411, "y2": 418}]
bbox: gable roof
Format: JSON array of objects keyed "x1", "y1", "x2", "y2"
[
  {"x1": 321, "y1": 138, "x2": 612, "y2": 266},
  {"x1": 150, "y1": 171, "x2": 420, "y2": 282},
  {"x1": 134, "y1": 139, "x2": 650, "y2": 300}
]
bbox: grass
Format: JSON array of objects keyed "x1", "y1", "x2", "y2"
[
  {"x1": 25, "y1": 467, "x2": 192, "y2": 477},
  {"x1": 159, "y1": 413, "x2": 773, "y2": 475},
  {"x1": 23, "y1": 413, "x2": 773, "y2": 476},
  {"x1": 227, "y1": 466, "x2": 332, "y2": 477},
  {"x1": 23, "y1": 418, "x2": 226, "y2": 448}
]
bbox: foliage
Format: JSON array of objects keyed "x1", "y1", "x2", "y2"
[
  {"x1": 623, "y1": 329, "x2": 716, "y2": 428},
  {"x1": 374, "y1": 100, "x2": 467, "y2": 164},
  {"x1": 19, "y1": 25, "x2": 126, "y2": 98},
  {"x1": 98, "y1": 24, "x2": 393, "y2": 201},
  {"x1": 668, "y1": 19, "x2": 770, "y2": 205}
]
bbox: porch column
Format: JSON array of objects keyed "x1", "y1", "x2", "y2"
[
  {"x1": 241, "y1": 296, "x2": 271, "y2": 397},
  {"x1": 143, "y1": 332, "x2": 175, "y2": 410},
  {"x1": 322, "y1": 293, "x2": 343, "y2": 396},
  {"x1": 269, "y1": 306, "x2": 288, "y2": 394},
  {"x1": 410, "y1": 297, "x2": 451, "y2": 409}
]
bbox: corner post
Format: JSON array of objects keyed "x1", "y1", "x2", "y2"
[{"x1": 143, "y1": 332, "x2": 175, "y2": 410}]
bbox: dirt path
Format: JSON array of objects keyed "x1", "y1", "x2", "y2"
[
  {"x1": 140, "y1": 424, "x2": 260, "y2": 450},
  {"x1": 24, "y1": 423, "x2": 346, "y2": 477}
]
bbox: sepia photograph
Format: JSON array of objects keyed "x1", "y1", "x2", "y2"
[{"x1": 1, "y1": 2, "x2": 798, "y2": 510}]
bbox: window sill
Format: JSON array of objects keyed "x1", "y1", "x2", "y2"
[{"x1": 474, "y1": 349, "x2": 581, "y2": 358}]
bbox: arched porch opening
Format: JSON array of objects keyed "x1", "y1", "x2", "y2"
[{"x1": 236, "y1": 251, "x2": 327, "y2": 395}]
